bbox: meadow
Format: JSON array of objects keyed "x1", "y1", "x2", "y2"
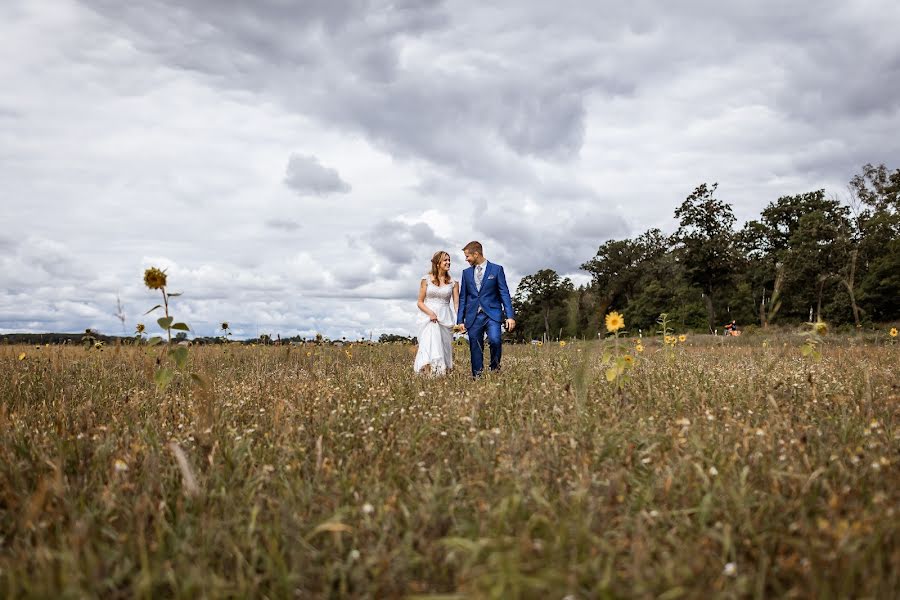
[{"x1": 1, "y1": 334, "x2": 897, "y2": 598}]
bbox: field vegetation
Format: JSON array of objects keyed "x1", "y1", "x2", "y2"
[{"x1": 1, "y1": 331, "x2": 897, "y2": 598}]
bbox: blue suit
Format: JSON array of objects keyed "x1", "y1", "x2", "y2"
[{"x1": 457, "y1": 261, "x2": 515, "y2": 377}]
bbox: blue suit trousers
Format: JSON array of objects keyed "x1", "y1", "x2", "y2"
[{"x1": 467, "y1": 311, "x2": 502, "y2": 377}]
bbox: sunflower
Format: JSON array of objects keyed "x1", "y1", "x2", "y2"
[
  {"x1": 890, "y1": 328, "x2": 898, "y2": 338},
  {"x1": 678, "y1": 334, "x2": 687, "y2": 343},
  {"x1": 221, "y1": 322, "x2": 230, "y2": 330},
  {"x1": 635, "y1": 344, "x2": 644, "y2": 353},
  {"x1": 605, "y1": 311, "x2": 625, "y2": 333},
  {"x1": 559, "y1": 340, "x2": 567, "y2": 347},
  {"x1": 813, "y1": 321, "x2": 828, "y2": 336},
  {"x1": 623, "y1": 354, "x2": 634, "y2": 364},
  {"x1": 143, "y1": 267, "x2": 167, "y2": 290},
  {"x1": 135, "y1": 323, "x2": 145, "y2": 334}
]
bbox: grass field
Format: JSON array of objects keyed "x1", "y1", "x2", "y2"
[{"x1": 1, "y1": 335, "x2": 898, "y2": 598}]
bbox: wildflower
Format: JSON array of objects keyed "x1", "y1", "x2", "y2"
[
  {"x1": 678, "y1": 334, "x2": 686, "y2": 343},
  {"x1": 890, "y1": 328, "x2": 898, "y2": 338},
  {"x1": 221, "y1": 322, "x2": 229, "y2": 330},
  {"x1": 813, "y1": 320, "x2": 827, "y2": 336},
  {"x1": 94, "y1": 341, "x2": 103, "y2": 350},
  {"x1": 623, "y1": 355, "x2": 634, "y2": 364},
  {"x1": 18, "y1": 352, "x2": 26, "y2": 361},
  {"x1": 537, "y1": 341, "x2": 543, "y2": 347},
  {"x1": 559, "y1": 340, "x2": 566, "y2": 347},
  {"x1": 605, "y1": 311, "x2": 625, "y2": 332},
  {"x1": 143, "y1": 267, "x2": 167, "y2": 290},
  {"x1": 362, "y1": 502, "x2": 374, "y2": 515},
  {"x1": 135, "y1": 323, "x2": 145, "y2": 333},
  {"x1": 709, "y1": 466, "x2": 718, "y2": 476},
  {"x1": 350, "y1": 549, "x2": 361, "y2": 560},
  {"x1": 723, "y1": 562, "x2": 737, "y2": 577},
  {"x1": 114, "y1": 459, "x2": 128, "y2": 473},
  {"x1": 635, "y1": 344, "x2": 644, "y2": 353}
]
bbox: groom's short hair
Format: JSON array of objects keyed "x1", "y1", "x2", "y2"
[{"x1": 462, "y1": 241, "x2": 483, "y2": 255}]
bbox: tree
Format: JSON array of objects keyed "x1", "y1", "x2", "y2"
[
  {"x1": 674, "y1": 183, "x2": 739, "y2": 332},
  {"x1": 850, "y1": 163, "x2": 900, "y2": 321},
  {"x1": 513, "y1": 269, "x2": 573, "y2": 340}
]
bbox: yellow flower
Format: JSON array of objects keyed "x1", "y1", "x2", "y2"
[
  {"x1": 623, "y1": 354, "x2": 634, "y2": 364},
  {"x1": 605, "y1": 311, "x2": 625, "y2": 332},
  {"x1": 814, "y1": 320, "x2": 828, "y2": 336},
  {"x1": 94, "y1": 341, "x2": 103, "y2": 350},
  {"x1": 143, "y1": 267, "x2": 167, "y2": 290},
  {"x1": 664, "y1": 335, "x2": 676, "y2": 345},
  {"x1": 537, "y1": 341, "x2": 543, "y2": 347},
  {"x1": 135, "y1": 323, "x2": 145, "y2": 333},
  {"x1": 678, "y1": 334, "x2": 687, "y2": 343},
  {"x1": 890, "y1": 328, "x2": 898, "y2": 338},
  {"x1": 559, "y1": 340, "x2": 567, "y2": 347},
  {"x1": 635, "y1": 344, "x2": 644, "y2": 353},
  {"x1": 18, "y1": 352, "x2": 26, "y2": 361}
]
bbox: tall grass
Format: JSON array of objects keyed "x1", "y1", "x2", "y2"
[{"x1": 1, "y1": 339, "x2": 897, "y2": 598}]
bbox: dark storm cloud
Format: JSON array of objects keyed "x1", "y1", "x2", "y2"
[
  {"x1": 283, "y1": 154, "x2": 351, "y2": 196},
  {"x1": 76, "y1": 0, "x2": 596, "y2": 180},
  {"x1": 473, "y1": 199, "x2": 630, "y2": 275},
  {"x1": 364, "y1": 219, "x2": 450, "y2": 267}
]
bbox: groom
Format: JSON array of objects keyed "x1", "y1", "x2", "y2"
[{"x1": 457, "y1": 241, "x2": 516, "y2": 377}]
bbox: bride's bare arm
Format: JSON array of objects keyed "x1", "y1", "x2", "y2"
[
  {"x1": 417, "y1": 279, "x2": 438, "y2": 321},
  {"x1": 452, "y1": 280, "x2": 460, "y2": 313}
]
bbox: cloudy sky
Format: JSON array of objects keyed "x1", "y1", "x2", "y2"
[{"x1": 2, "y1": 1, "x2": 899, "y2": 339}]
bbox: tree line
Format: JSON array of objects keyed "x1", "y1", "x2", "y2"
[{"x1": 512, "y1": 163, "x2": 900, "y2": 340}]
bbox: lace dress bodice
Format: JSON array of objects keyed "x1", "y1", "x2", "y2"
[{"x1": 423, "y1": 277, "x2": 454, "y2": 306}]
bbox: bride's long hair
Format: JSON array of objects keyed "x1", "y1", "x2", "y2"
[{"x1": 429, "y1": 250, "x2": 452, "y2": 285}]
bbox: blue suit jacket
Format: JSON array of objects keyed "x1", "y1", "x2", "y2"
[{"x1": 457, "y1": 261, "x2": 516, "y2": 328}]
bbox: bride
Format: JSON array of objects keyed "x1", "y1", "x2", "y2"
[{"x1": 414, "y1": 250, "x2": 460, "y2": 375}]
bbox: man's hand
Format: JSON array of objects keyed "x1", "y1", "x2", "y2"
[
  {"x1": 453, "y1": 324, "x2": 466, "y2": 334},
  {"x1": 505, "y1": 318, "x2": 516, "y2": 332}
]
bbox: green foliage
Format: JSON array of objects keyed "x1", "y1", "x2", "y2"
[{"x1": 512, "y1": 269, "x2": 573, "y2": 340}]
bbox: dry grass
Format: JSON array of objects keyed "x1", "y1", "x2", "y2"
[{"x1": 1, "y1": 338, "x2": 898, "y2": 598}]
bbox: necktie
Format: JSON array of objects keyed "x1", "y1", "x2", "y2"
[{"x1": 475, "y1": 264, "x2": 483, "y2": 292}]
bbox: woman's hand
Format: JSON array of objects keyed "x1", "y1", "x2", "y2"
[{"x1": 429, "y1": 312, "x2": 439, "y2": 322}]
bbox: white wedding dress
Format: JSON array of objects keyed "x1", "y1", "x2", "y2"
[{"x1": 414, "y1": 276, "x2": 457, "y2": 375}]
